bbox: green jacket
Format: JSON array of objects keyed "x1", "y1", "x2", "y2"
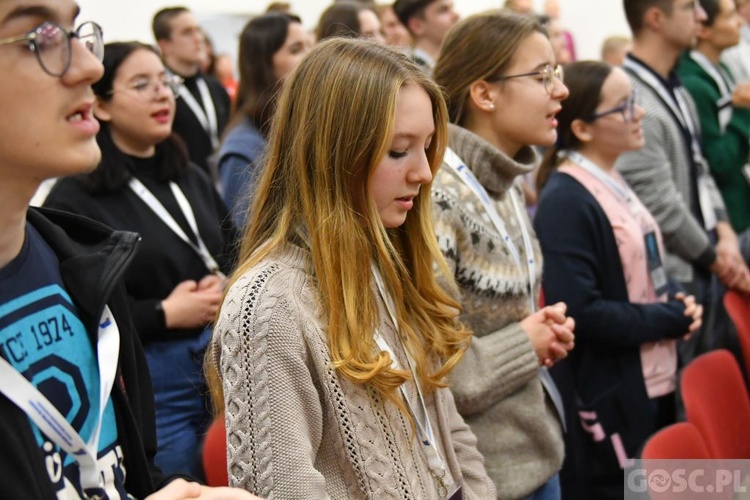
[{"x1": 678, "y1": 51, "x2": 750, "y2": 233}]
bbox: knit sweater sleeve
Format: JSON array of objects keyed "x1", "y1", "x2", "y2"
[
  {"x1": 431, "y1": 186, "x2": 539, "y2": 416},
  {"x1": 216, "y1": 262, "x2": 331, "y2": 499},
  {"x1": 438, "y1": 387, "x2": 497, "y2": 499},
  {"x1": 448, "y1": 323, "x2": 537, "y2": 416}
]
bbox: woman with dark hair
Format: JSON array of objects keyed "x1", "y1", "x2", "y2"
[
  {"x1": 44, "y1": 41, "x2": 235, "y2": 478},
  {"x1": 316, "y1": 1, "x2": 386, "y2": 44},
  {"x1": 216, "y1": 12, "x2": 308, "y2": 229},
  {"x1": 534, "y1": 61, "x2": 702, "y2": 499}
]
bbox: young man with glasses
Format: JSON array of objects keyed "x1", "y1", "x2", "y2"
[
  {"x1": 152, "y1": 7, "x2": 230, "y2": 177},
  {"x1": 616, "y1": 0, "x2": 750, "y2": 368},
  {"x1": 0, "y1": 1, "x2": 257, "y2": 499}
]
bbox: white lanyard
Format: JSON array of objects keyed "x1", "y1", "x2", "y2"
[
  {"x1": 128, "y1": 177, "x2": 225, "y2": 278},
  {"x1": 0, "y1": 306, "x2": 119, "y2": 495},
  {"x1": 178, "y1": 77, "x2": 219, "y2": 150},
  {"x1": 443, "y1": 148, "x2": 537, "y2": 313},
  {"x1": 623, "y1": 57, "x2": 717, "y2": 231},
  {"x1": 566, "y1": 151, "x2": 640, "y2": 212},
  {"x1": 371, "y1": 265, "x2": 450, "y2": 498},
  {"x1": 689, "y1": 50, "x2": 732, "y2": 96},
  {"x1": 689, "y1": 51, "x2": 734, "y2": 132},
  {"x1": 623, "y1": 57, "x2": 702, "y2": 154}
]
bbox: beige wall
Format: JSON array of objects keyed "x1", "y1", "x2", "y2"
[{"x1": 78, "y1": 0, "x2": 630, "y2": 62}]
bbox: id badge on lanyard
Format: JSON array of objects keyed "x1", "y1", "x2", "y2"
[
  {"x1": 697, "y1": 174, "x2": 718, "y2": 231},
  {"x1": 644, "y1": 231, "x2": 669, "y2": 296}
]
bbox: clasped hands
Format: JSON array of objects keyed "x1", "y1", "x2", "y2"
[
  {"x1": 520, "y1": 302, "x2": 575, "y2": 368},
  {"x1": 675, "y1": 292, "x2": 703, "y2": 339},
  {"x1": 162, "y1": 274, "x2": 226, "y2": 329},
  {"x1": 145, "y1": 479, "x2": 262, "y2": 500},
  {"x1": 711, "y1": 228, "x2": 750, "y2": 295}
]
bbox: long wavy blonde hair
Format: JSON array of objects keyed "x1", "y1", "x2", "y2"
[{"x1": 212, "y1": 38, "x2": 470, "y2": 415}]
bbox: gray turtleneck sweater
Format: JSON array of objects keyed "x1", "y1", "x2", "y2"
[{"x1": 431, "y1": 124, "x2": 564, "y2": 499}]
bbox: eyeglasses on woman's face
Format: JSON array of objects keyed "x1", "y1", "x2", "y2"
[
  {"x1": 108, "y1": 74, "x2": 184, "y2": 98},
  {"x1": 587, "y1": 90, "x2": 639, "y2": 123},
  {"x1": 0, "y1": 21, "x2": 103, "y2": 77},
  {"x1": 488, "y1": 64, "x2": 565, "y2": 95}
]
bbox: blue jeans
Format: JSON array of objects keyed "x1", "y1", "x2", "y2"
[
  {"x1": 144, "y1": 328, "x2": 212, "y2": 477},
  {"x1": 522, "y1": 474, "x2": 561, "y2": 500}
]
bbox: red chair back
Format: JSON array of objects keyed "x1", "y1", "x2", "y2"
[
  {"x1": 202, "y1": 416, "x2": 229, "y2": 486},
  {"x1": 724, "y1": 290, "x2": 750, "y2": 374},
  {"x1": 682, "y1": 350, "x2": 750, "y2": 458},
  {"x1": 641, "y1": 422, "x2": 710, "y2": 459}
]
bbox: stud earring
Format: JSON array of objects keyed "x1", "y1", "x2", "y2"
[{"x1": 487, "y1": 104, "x2": 495, "y2": 111}]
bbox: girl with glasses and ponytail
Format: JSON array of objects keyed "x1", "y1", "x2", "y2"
[
  {"x1": 534, "y1": 61, "x2": 703, "y2": 499},
  {"x1": 44, "y1": 41, "x2": 237, "y2": 478},
  {"x1": 431, "y1": 11, "x2": 573, "y2": 500}
]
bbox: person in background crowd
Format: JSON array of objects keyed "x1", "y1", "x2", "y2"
[
  {"x1": 544, "y1": 0, "x2": 576, "y2": 61},
  {"x1": 616, "y1": 0, "x2": 750, "y2": 367},
  {"x1": 153, "y1": 7, "x2": 231, "y2": 176},
  {"x1": 217, "y1": 12, "x2": 309, "y2": 231},
  {"x1": 0, "y1": 0, "x2": 258, "y2": 498},
  {"x1": 316, "y1": 1, "x2": 386, "y2": 44},
  {"x1": 266, "y1": 1, "x2": 291, "y2": 13},
  {"x1": 393, "y1": 0, "x2": 460, "y2": 74},
  {"x1": 210, "y1": 53, "x2": 239, "y2": 103},
  {"x1": 601, "y1": 35, "x2": 633, "y2": 66},
  {"x1": 45, "y1": 41, "x2": 235, "y2": 478},
  {"x1": 503, "y1": 0, "x2": 535, "y2": 15},
  {"x1": 210, "y1": 37, "x2": 496, "y2": 499},
  {"x1": 375, "y1": 3, "x2": 413, "y2": 48},
  {"x1": 433, "y1": 11, "x2": 575, "y2": 500},
  {"x1": 721, "y1": 0, "x2": 750, "y2": 81},
  {"x1": 678, "y1": 0, "x2": 750, "y2": 247},
  {"x1": 535, "y1": 60, "x2": 702, "y2": 500},
  {"x1": 539, "y1": 14, "x2": 572, "y2": 65}
]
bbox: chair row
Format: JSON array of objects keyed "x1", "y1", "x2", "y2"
[{"x1": 642, "y1": 348, "x2": 750, "y2": 460}]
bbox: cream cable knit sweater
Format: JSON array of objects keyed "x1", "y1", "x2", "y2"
[
  {"x1": 214, "y1": 243, "x2": 496, "y2": 499},
  {"x1": 431, "y1": 124, "x2": 564, "y2": 499}
]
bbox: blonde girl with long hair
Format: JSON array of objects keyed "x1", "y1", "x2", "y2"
[{"x1": 209, "y1": 38, "x2": 495, "y2": 499}]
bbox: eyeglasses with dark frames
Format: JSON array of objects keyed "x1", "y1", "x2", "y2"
[
  {"x1": 587, "y1": 90, "x2": 639, "y2": 123},
  {"x1": 0, "y1": 21, "x2": 103, "y2": 77},
  {"x1": 487, "y1": 64, "x2": 564, "y2": 96}
]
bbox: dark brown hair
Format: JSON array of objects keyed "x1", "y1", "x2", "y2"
[
  {"x1": 623, "y1": 0, "x2": 674, "y2": 34},
  {"x1": 536, "y1": 60, "x2": 613, "y2": 192},
  {"x1": 231, "y1": 12, "x2": 301, "y2": 137},
  {"x1": 152, "y1": 6, "x2": 190, "y2": 41}
]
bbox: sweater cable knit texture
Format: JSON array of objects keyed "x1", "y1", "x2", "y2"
[{"x1": 215, "y1": 244, "x2": 495, "y2": 499}]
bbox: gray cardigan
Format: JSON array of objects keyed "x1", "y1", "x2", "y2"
[{"x1": 615, "y1": 55, "x2": 727, "y2": 284}]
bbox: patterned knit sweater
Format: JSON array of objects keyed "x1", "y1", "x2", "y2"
[
  {"x1": 214, "y1": 243, "x2": 496, "y2": 499},
  {"x1": 431, "y1": 124, "x2": 564, "y2": 499}
]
